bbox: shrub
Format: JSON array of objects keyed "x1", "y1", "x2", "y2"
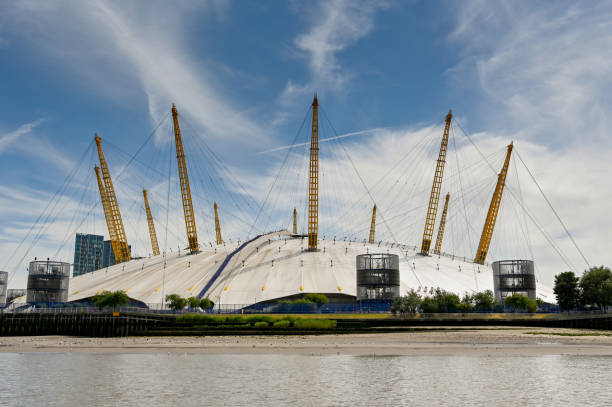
[
  {"x1": 303, "y1": 293, "x2": 329, "y2": 304},
  {"x1": 253, "y1": 321, "x2": 269, "y2": 328},
  {"x1": 504, "y1": 293, "x2": 537, "y2": 313},
  {"x1": 92, "y1": 290, "x2": 130, "y2": 310},
  {"x1": 391, "y1": 290, "x2": 422, "y2": 315},
  {"x1": 187, "y1": 297, "x2": 200, "y2": 309},
  {"x1": 272, "y1": 320, "x2": 291, "y2": 328},
  {"x1": 199, "y1": 298, "x2": 212, "y2": 310},
  {"x1": 456, "y1": 302, "x2": 472, "y2": 313},
  {"x1": 165, "y1": 294, "x2": 187, "y2": 311},
  {"x1": 178, "y1": 314, "x2": 219, "y2": 324},
  {"x1": 420, "y1": 297, "x2": 438, "y2": 313},
  {"x1": 293, "y1": 318, "x2": 337, "y2": 329},
  {"x1": 473, "y1": 290, "x2": 496, "y2": 312},
  {"x1": 274, "y1": 299, "x2": 317, "y2": 313},
  {"x1": 224, "y1": 315, "x2": 247, "y2": 325},
  {"x1": 436, "y1": 291, "x2": 461, "y2": 312}
]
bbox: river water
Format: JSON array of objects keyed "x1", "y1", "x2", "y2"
[{"x1": 0, "y1": 353, "x2": 609, "y2": 406}]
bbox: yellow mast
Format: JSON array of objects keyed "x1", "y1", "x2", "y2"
[
  {"x1": 475, "y1": 143, "x2": 513, "y2": 264},
  {"x1": 307, "y1": 94, "x2": 319, "y2": 250},
  {"x1": 292, "y1": 208, "x2": 297, "y2": 234},
  {"x1": 214, "y1": 202, "x2": 223, "y2": 245},
  {"x1": 142, "y1": 189, "x2": 160, "y2": 256},
  {"x1": 368, "y1": 204, "x2": 377, "y2": 244},
  {"x1": 171, "y1": 104, "x2": 199, "y2": 254},
  {"x1": 94, "y1": 165, "x2": 121, "y2": 263},
  {"x1": 95, "y1": 134, "x2": 130, "y2": 263},
  {"x1": 420, "y1": 110, "x2": 452, "y2": 255},
  {"x1": 433, "y1": 193, "x2": 450, "y2": 255}
]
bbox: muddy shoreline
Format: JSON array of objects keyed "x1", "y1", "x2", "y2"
[{"x1": 2, "y1": 327, "x2": 612, "y2": 355}]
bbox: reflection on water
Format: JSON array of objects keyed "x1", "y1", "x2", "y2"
[{"x1": 0, "y1": 352, "x2": 609, "y2": 406}]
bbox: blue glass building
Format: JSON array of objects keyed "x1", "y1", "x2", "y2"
[
  {"x1": 102, "y1": 240, "x2": 117, "y2": 268},
  {"x1": 73, "y1": 233, "x2": 104, "y2": 277}
]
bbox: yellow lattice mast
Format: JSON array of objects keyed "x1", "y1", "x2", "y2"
[
  {"x1": 292, "y1": 208, "x2": 298, "y2": 234},
  {"x1": 142, "y1": 189, "x2": 160, "y2": 256},
  {"x1": 420, "y1": 110, "x2": 452, "y2": 255},
  {"x1": 433, "y1": 193, "x2": 450, "y2": 255},
  {"x1": 171, "y1": 104, "x2": 199, "y2": 253},
  {"x1": 368, "y1": 205, "x2": 377, "y2": 244},
  {"x1": 475, "y1": 143, "x2": 513, "y2": 264},
  {"x1": 214, "y1": 202, "x2": 223, "y2": 245},
  {"x1": 94, "y1": 165, "x2": 120, "y2": 263},
  {"x1": 95, "y1": 134, "x2": 130, "y2": 263},
  {"x1": 307, "y1": 94, "x2": 319, "y2": 250}
]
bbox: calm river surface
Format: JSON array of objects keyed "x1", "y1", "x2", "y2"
[{"x1": 0, "y1": 353, "x2": 609, "y2": 406}]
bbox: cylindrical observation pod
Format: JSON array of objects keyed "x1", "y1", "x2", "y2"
[
  {"x1": 492, "y1": 259, "x2": 536, "y2": 303},
  {"x1": 0, "y1": 271, "x2": 7, "y2": 306},
  {"x1": 356, "y1": 253, "x2": 400, "y2": 301},
  {"x1": 26, "y1": 260, "x2": 70, "y2": 304}
]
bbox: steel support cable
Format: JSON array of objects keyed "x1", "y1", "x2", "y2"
[
  {"x1": 512, "y1": 153, "x2": 543, "y2": 282},
  {"x1": 321, "y1": 109, "x2": 422, "y2": 287},
  {"x1": 180, "y1": 115, "x2": 260, "y2": 222},
  {"x1": 52, "y1": 154, "x2": 99, "y2": 259},
  {"x1": 381, "y1": 132, "x2": 448, "y2": 219},
  {"x1": 451, "y1": 124, "x2": 476, "y2": 260},
  {"x1": 327, "y1": 122, "x2": 437, "y2": 233},
  {"x1": 262, "y1": 141, "x2": 307, "y2": 234},
  {"x1": 368, "y1": 127, "x2": 436, "y2": 214},
  {"x1": 5, "y1": 140, "x2": 95, "y2": 282},
  {"x1": 248, "y1": 106, "x2": 312, "y2": 238},
  {"x1": 453, "y1": 119, "x2": 577, "y2": 271},
  {"x1": 514, "y1": 149, "x2": 591, "y2": 269},
  {"x1": 164, "y1": 123, "x2": 173, "y2": 252},
  {"x1": 252, "y1": 121, "x2": 303, "y2": 233},
  {"x1": 455, "y1": 142, "x2": 576, "y2": 271},
  {"x1": 185, "y1": 139, "x2": 256, "y2": 236},
  {"x1": 326, "y1": 136, "x2": 361, "y2": 238},
  {"x1": 346, "y1": 132, "x2": 431, "y2": 225},
  {"x1": 512, "y1": 153, "x2": 535, "y2": 260}
]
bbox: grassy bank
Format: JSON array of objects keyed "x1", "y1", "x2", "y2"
[{"x1": 177, "y1": 314, "x2": 337, "y2": 330}]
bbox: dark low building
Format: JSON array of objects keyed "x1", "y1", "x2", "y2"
[
  {"x1": 492, "y1": 259, "x2": 536, "y2": 302},
  {"x1": 27, "y1": 260, "x2": 70, "y2": 304},
  {"x1": 356, "y1": 253, "x2": 400, "y2": 301}
]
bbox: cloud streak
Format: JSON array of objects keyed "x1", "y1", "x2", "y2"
[
  {"x1": 2, "y1": 0, "x2": 266, "y2": 146},
  {"x1": 449, "y1": 1, "x2": 612, "y2": 148},
  {"x1": 0, "y1": 119, "x2": 46, "y2": 152},
  {"x1": 280, "y1": 0, "x2": 385, "y2": 104}
]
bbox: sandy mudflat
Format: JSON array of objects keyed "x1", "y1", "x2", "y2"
[{"x1": 1, "y1": 327, "x2": 612, "y2": 355}]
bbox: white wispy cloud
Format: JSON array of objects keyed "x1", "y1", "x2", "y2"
[
  {"x1": 280, "y1": 0, "x2": 385, "y2": 104},
  {"x1": 446, "y1": 1, "x2": 612, "y2": 275},
  {"x1": 0, "y1": 119, "x2": 46, "y2": 152},
  {"x1": 449, "y1": 1, "x2": 612, "y2": 147},
  {"x1": 1, "y1": 0, "x2": 266, "y2": 146}
]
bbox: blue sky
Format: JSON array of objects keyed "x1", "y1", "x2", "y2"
[{"x1": 1, "y1": 0, "x2": 611, "y2": 287}]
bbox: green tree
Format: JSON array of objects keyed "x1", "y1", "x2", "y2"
[
  {"x1": 456, "y1": 302, "x2": 472, "y2": 313},
  {"x1": 199, "y1": 297, "x2": 212, "y2": 310},
  {"x1": 187, "y1": 297, "x2": 201, "y2": 309},
  {"x1": 433, "y1": 289, "x2": 461, "y2": 312},
  {"x1": 391, "y1": 290, "x2": 422, "y2": 315},
  {"x1": 303, "y1": 293, "x2": 329, "y2": 304},
  {"x1": 420, "y1": 297, "x2": 438, "y2": 313},
  {"x1": 554, "y1": 271, "x2": 580, "y2": 311},
  {"x1": 504, "y1": 293, "x2": 537, "y2": 313},
  {"x1": 580, "y1": 266, "x2": 612, "y2": 312},
  {"x1": 92, "y1": 290, "x2": 130, "y2": 310},
  {"x1": 165, "y1": 294, "x2": 187, "y2": 311},
  {"x1": 473, "y1": 290, "x2": 496, "y2": 312}
]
